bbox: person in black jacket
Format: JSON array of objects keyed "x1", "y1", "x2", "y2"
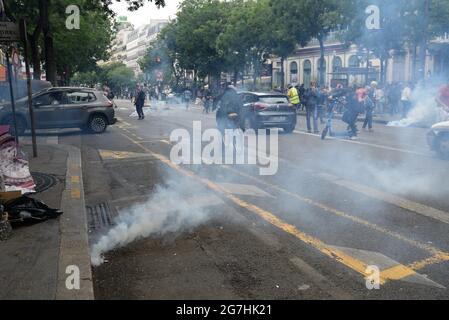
[
  {"x1": 216, "y1": 84, "x2": 242, "y2": 133},
  {"x1": 342, "y1": 92, "x2": 364, "y2": 139},
  {"x1": 134, "y1": 86, "x2": 146, "y2": 120},
  {"x1": 304, "y1": 82, "x2": 320, "y2": 133}
]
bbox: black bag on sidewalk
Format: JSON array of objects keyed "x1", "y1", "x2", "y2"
[{"x1": 4, "y1": 196, "x2": 63, "y2": 225}]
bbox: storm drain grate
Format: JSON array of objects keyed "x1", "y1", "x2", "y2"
[
  {"x1": 31, "y1": 172, "x2": 59, "y2": 193},
  {"x1": 86, "y1": 202, "x2": 115, "y2": 231}
]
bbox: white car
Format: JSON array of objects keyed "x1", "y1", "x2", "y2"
[{"x1": 427, "y1": 121, "x2": 449, "y2": 159}]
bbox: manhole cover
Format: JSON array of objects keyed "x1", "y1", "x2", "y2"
[{"x1": 31, "y1": 172, "x2": 59, "y2": 193}]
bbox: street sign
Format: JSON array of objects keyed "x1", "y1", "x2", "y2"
[
  {"x1": 11, "y1": 48, "x2": 20, "y2": 68},
  {"x1": 0, "y1": 21, "x2": 20, "y2": 42}
]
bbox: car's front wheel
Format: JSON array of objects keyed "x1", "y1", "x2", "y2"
[
  {"x1": 436, "y1": 133, "x2": 449, "y2": 159},
  {"x1": 88, "y1": 114, "x2": 108, "y2": 134}
]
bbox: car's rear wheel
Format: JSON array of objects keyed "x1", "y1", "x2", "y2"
[
  {"x1": 436, "y1": 134, "x2": 449, "y2": 159},
  {"x1": 88, "y1": 114, "x2": 108, "y2": 134},
  {"x1": 283, "y1": 123, "x2": 296, "y2": 134},
  {"x1": 4, "y1": 115, "x2": 27, "y2": 136}
]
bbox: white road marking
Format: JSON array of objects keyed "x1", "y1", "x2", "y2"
[
  {"x1": 294, "y1": 130, "x2": 429, "y2": 157},
  {"x1": 217, "y1": 183, "x2": 275, "y2": 198}
]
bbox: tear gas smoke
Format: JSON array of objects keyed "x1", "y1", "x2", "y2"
[
  {"x1": 91, "y1": 176, "x2": 219, "y2": 266},
  {"x1": 388, "y1": 79, "x2": 448, "y2": 128}
]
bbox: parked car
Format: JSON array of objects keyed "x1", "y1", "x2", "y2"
[
  {"x1": 427, "y1": 121, "x2": 449, "y2": 159},
  {"x1": 238, "y1": 91, "x2": 297, "y2": 133},
  {"x1": 0, "y1": 87, "x2": 117, "y2": 135},
  {"x1": 0, "y1": 79, "x2": 52, "y2": 103}
]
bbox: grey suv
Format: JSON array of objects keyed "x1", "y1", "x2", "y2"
[{"x1": 0, "y1": 87, "x2": 116, "y2": 135}]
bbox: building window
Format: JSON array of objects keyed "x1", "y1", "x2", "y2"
[
  {"x1": 303, "y1": 60, "x2": 312, "y2": 88},
  {"x1": 290, "y1": 61, "x2": 298, "y2": 84},
  {"x1": 348, "y1": 55, "x2": 360, "y2": 68},
  {"x1": 332, "y1": 56, "x2": 344, "y2": 80},
  {"x1": 317, "y1": 58, "x2": 326, "y2": 85}
]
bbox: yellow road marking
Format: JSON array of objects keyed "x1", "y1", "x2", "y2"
[
  {"x1": 222, "y1": 166, "x2": 449, "y2": 267},
  {"x1": 380, "y1": 265, "x2": 416, "y2": 281},
  {"x1": 118, "y1": 132, "x2": 427, "y2": 284},
  {"x1": 127, "y1": 132, "x2": 449, "y2": 270},
  {"x1": 71, "y1": 176, "x2": 80, "y2": 183},
  {"x1": 71, "y1": 189, "x2": 81, "y2": 199},
  {"x1": 99, "y1": 149, "x2": 151, "y2": 160}
]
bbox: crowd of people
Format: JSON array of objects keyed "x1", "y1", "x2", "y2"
[{"x1": 285, "y1": 80, "x2": 427, "y2": 140}]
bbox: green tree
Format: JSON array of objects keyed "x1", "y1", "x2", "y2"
[
  {"x1": 50, "y1": 0, "x2": 114, "y2": 84},
  {"x1": 138, "y1": 38, "x2": 175, "y2": 86},
  {"x1": 272, "y1": 0, "x2": 354, "y2": 86},
  {"x1": 168, "y1": 0, "x2": 230, "y2": 87},
  {"x1": 97, "y1": 62, "x2": 136, "y2": 93},
  {"x1": 345, "y1": 0, "x2": 409, "y2": 84}
]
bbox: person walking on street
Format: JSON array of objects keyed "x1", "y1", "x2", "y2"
[
  {"x1": 135, "y1": 86, "x2": 146, "y2": 120},
  {"x1": 321, "y1": 84, "x2": 347, "y2": 140},
  {"x1": 362, "y1": 91, "x2": 375, "y2": 132},
  {"x1": 304, "y1": 82, "x2": 320, "y2": 133},
  {"x1": 184, "y1": 88, "x2": 192, "y2": 110},
  {"x1": 287, "y1": 84, "x2": 301, "y2": 113},
  {"x1": 375, "y1": 85, "x2": 385, "y2": 114},
  {"x1": 401, "y1": 83, "x2": 413, "y2": 118}
]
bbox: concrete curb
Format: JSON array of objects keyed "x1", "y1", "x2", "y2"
[{"x1": 54, "y1": 144, "x2": 94, "y2": 300}]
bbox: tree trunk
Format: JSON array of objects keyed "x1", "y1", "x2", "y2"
[
  {"x1": 418, "y1": 0, "x2": 430, "y2": 81},
  {"x1": 40, "y1": 0, "x2": 57, "y2": 85},
  {"x1": 412, "y1": 44, "x2": 418, "y2": 82},
  {"x1": 318, "y1": 36, "x2": 325, "y2": 87},
  {"x1": 29, "y1": 33, "x2": 41, "y2": 80},
  {"x1": 233, "y1": 69, "x2": 238, "y2": 86},
  {"x1": 253, "y1": 60, "x2": 257, "y2": 88}
]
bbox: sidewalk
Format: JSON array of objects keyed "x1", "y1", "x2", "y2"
[{"x1": 0, "y1": 142, "x2": 93, "y2": 300}]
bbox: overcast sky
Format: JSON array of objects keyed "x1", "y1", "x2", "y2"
[{"x1": 111, "y1": 0, "x2": 182, "y2": 27}]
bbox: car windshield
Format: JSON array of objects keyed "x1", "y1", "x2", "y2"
[{"x1": 258, "y1": 96, "x2": 289, "y2": 104}]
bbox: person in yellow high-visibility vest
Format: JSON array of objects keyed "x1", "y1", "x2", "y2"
[{"x1": 287, "y1": 84, "x2": 300, "y2": 111}]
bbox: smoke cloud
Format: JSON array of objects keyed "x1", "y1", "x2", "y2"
[
  {"x1": 91, "y1": 175, "x2": 220, "y2": 267},
  {"x1": 388, "y1": 78, "x2": 449, "y2": 128}
]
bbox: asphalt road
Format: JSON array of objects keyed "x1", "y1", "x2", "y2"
[{"x1": 60, "y1": 99, "x2": 449, "y2": 299}]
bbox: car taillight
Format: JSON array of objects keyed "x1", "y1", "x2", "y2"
[{"x1": 254, "y1": 103, "x2": 267, "y2": 110}]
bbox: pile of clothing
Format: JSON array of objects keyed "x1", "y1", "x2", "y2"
[{"x1": 0, "y1": 125, "x2": 36, "y2": 193}]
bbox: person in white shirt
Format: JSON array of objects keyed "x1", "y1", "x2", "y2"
[{"x1": 401, "y1": 83, "x2": 413, "y2": 118}]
